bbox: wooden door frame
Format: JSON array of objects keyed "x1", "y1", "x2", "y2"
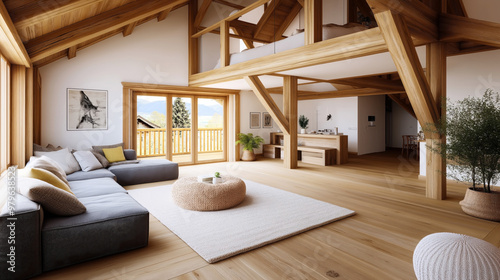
[{"x1": 122, "y1": 82, "x2": 239, "y2": 165}]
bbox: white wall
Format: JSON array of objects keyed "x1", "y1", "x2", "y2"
[
  {"x1": 239, "y1": 91, "x2": 283, "y2": 154},
  {"x1": 420, "y1": 49, "x2": 500, "y2": 176},
  {"x1": 357, "y1": 95, "x2": 386, "y2": 155},
  {"x1": 39, "y1": 8, "x2": 189, "y2": 150},
  {"x1": 299, "y1": 97, "x2": 358, "y2": 153},
  {"x1": 387, "y1": 100, "x2": 418, "y2": 148}
]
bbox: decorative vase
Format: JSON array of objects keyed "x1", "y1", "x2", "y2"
[
  {"x1": 213, "y1": 177, "x2": 223, "y2": 184},
  {"x1": 241, "y1": 149, "x2": 256, "y2": 161},
  {"x1": 300, "y1": 128, "x2": 306, "y2": 134},
  {"x1": 459, "y1": 188, "x2": 500, "y2": 221}
]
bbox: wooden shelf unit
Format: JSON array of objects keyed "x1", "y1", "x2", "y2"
[{"x1": 268, "y1": 132, "x2": 348, "y2": 165}]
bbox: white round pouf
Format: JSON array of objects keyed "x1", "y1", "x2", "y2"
[{"x1": 413, "y1": 232, "x2": 500, "y2": 280}]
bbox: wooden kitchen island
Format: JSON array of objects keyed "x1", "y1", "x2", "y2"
[{"x1": 263, "y1": 133, "x2": 348, "y2": 165}]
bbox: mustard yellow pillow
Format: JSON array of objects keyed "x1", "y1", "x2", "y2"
[
  {"x1": 102, "y1": 146, "x2": 126, "y2": 163},
  {"x1": 23, "y1": 167, "x2": 73, "y2": 194}
]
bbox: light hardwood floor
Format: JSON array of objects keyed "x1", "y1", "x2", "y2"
[{"x1": 35, "y1": 150, "x2": 500, "y2": 280}]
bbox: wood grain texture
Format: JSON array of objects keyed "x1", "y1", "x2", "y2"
[
  {"x1": 10, "y1": 65, "x2": 26, "y2": 167},
  {"x1": 193, "y1": 0, "x2": 212, "y2": 28},
  {"x1": 32, "y1": 66, "x2": 41, "y2": 145},
  {"x1": 283, "y1": 76, "x2": 298, "y2": 169},
  {"x1": 220, "y1": 20, "x2": 230, "y2": 67},
  {"x1": 0, "y1": 1, "x2": 30, "y2": 67},
  {"x1": 304, "y1": 0, "x2": 322, "y2": 45},
  {"x1": 25, "y1": 0, "x2": 188, "y2": 63},
  {"x1": 32, "y1": 151, "x2": 500, "y2": 280},
  {"x1": 298, "y1": 88, "x2": 404, "y2": 100},
  {"x1": 189, "y1": 0, "x2": 199, "y2": 75},
  {"x1": 375, "y1": 11, "x2": 439, "y2": 128},
  {"x1": 25, "y1": 67, "x2": 33, "y2": 162},
  {"x1": 440, "y1": 14, "x2": 500, "y2": 48}
]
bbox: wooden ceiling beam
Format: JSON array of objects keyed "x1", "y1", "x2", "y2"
[
  {"x1": 231, "y1": 27, "x2": 255, "y2": 49},
  {"x1": 298, "y1": 88, "x2": 404, "y2": 100},
  {"x1": 244, "y1": 76, "x2": 290, "y2": 135},
  {"x1": 10, "y1": 0, "x2": 104, "y2": 30},
  {"x1": 375, "y1": 10, "x2": 439, "y2": 126},
  {"x1": 329, "y1": 76, "x2": 405, "y2": 91},
  {"x1": 194, "y1": 0, "x2": 212, "y2": 28},
  {"x1": 213, "y1": 0, "x2": 245, "y2": 10},
  {"x1": 440, "y1": 14, "x2": 500, "y2": 48},
  {"x1": 275, "y1": 2, "x2": 302, "y2": 38},
  {"x1": 192, "y1": 0, "x2": 269, "y2": 38},
  {"x1": 0, "y1": 1, "x2": 30, "y2": 67},
  {"x1": 123, "y1": 22, "x2": 138, "y2": 37},
  {"x1": 254, "y1": 0, "x2": 282, "y2": 39},
  {"x1": 25, "y1": 0, "x2": 188, "y2": 63},
  {"x1": 366, "y1": 0, "x2": 438, "y2": 42},
  {"x1": 157, "y1": 7, "x2": 173, "y2": 21},
  {"x1": 67, "y1": 46, "x2": 77, "y2": 59}
]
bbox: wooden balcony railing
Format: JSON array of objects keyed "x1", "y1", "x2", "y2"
[{"x1": 137, "y1": 128, "x2": 223, "y2": 157}]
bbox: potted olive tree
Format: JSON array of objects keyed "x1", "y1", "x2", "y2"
[
  {"x1": 432, "y1": 89, "x2": 500, "y2": 221},
  {"x1": 235, "y1": 133, "x2": 264, "y2": 161},
  {"x1": 299, "y1": 115, "x2": 309, "y2": 134}
]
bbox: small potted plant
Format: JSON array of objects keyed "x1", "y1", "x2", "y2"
[
  {"x1": 299, "y1": 115, "x2": 309, "y2": 134},
  {"x1": 213, "y1": 172, "x2": 223, "y2": 184},
  {"x1": 235, "y1": 133, "x2": 264, "y2": 161},
  {"x1": 430, "y1": 89, "x2": 500, "y2": 221}
]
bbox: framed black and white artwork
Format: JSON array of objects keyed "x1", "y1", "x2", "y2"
[
  {"x1": 67, "y1": 88, "x2": 108, "y2": 131},
  {"x1": 262, "y1": 112, "x2": 272, "y2": 128},
  {"x1": 250, "y1": 112, "x2": 260, "y2": 129}
]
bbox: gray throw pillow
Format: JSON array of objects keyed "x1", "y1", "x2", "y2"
[
  {"x1": 34, "y1": 148, "x2": 81, "y2": 175},
  {"x1": 91, "y1": 150, "x2": 110, "y2": 168},
  {"x1": 73, "y1": 151, "x2": 103, "y2": 172}
]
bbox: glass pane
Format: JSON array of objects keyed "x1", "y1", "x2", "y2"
[
  {"x1": 172, "y1": 97, "x2": 192, "y2": 163},
  {"x1": 136, "y1": 95, "x2": 167, "y2": 158},
  {"x1": 198, "y1": 97, "x2": 224, "y2": 161}
]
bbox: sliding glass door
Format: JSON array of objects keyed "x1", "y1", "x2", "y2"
[{"x1": 134, "y1": 94, "x2": 227, "y2": 165}]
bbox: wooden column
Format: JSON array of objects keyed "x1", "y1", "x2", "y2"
[
  {"x1": 425, "y1": 42, "x2": 447, "y2": 200},
  {"x1": 25, "y1": 67, "x2": 34, "y2": 162},
  {"x1": 33, "y1": 67, "x2": 42, "y2": 145},
  {"x1": 10, "y1": 65, "x2": 26, "y2": 167},
  {"x1": 304, "y1": 0, "x2": 322, "y2": 45},
  {"x1": 189, "y1": 0, "x2": 199, "y2": 75},
  {"x1": 220, "y1": 20, "x2": 230, "y2": 67},
  {"x1": 283, "y1": 76, "x2": 298, "y2": 169}
]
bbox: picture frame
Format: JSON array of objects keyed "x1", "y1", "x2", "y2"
[
  {"x1": 262, "y1": 112, "x2": 273, "y2": 128},
  {"x1": 67, "y1": 88, "x2": 108, "y2": 131},
  {"x1": 250, "y1": 112, "x2": 260, "y2": 129}
]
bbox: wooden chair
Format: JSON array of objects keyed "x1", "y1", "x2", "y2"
[{"x1": 402, "y1": 135, "x2": 419, "y2": 158}]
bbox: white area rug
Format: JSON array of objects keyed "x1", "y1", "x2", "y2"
[{"x1": 128, "y1": 180, "x2": 355, "y2": 263}]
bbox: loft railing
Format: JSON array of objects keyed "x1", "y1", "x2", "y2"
[{"x1": 136, "y1": 128, "x2": 223, "y2": 157}]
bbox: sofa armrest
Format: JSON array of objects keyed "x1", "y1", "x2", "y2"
[
  {"x1": 0, "y1": 194, "x2": 42, "y2": 279},
  {"x1": 123, "y1": 149, "x2": 137, "y2": 160}
]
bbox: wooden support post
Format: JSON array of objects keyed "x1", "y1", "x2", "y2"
[
  {"x1": 425, "y1": 42, "x2": 447, "y2": 200},
  {"x1": 33, "y1": 67, "x2": 42, "y2": 145},
  {"x1": 189, "y1": 0, "x2": 199, "y2": 75},
  {"x1": 244, "y1": 76, "x2": 290, "y2": 135},
  {"x1": 375, "y1": 10, "x2": 439, "y2": 127},
  {"x1": 283, "y1": 76, "x2": 298, "y2": 169},
  {"x1": 220, "y1": 20, "x2": 230, "y2": 67},
  {"x1": 25, "y1": 67, "x2": 34, "y2": 162},
  {"x1": 304, "y1": 0, "x2": 322, "y2": 45},
  {"x1": 11, "y1": 65, "x2": 26, "y2": 167}
]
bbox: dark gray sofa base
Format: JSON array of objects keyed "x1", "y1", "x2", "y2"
[
  {"x1": 109, "y1": 159, "x2": 179, "y2": 185},
  {"x1": 42, "y1": 193, "x2": 149, "y2": 271}
]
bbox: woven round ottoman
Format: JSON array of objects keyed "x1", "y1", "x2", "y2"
[
  {"x1": 413, "y1": 232, "x2": 500, "y2": 280},
  {"x1": 172, "y1": 176, "x2": 246, "y2": 211}
]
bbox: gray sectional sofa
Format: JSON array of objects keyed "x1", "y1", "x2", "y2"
[{"x1": 0, "y1": 149, "x2": 178, "y2": 279}]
